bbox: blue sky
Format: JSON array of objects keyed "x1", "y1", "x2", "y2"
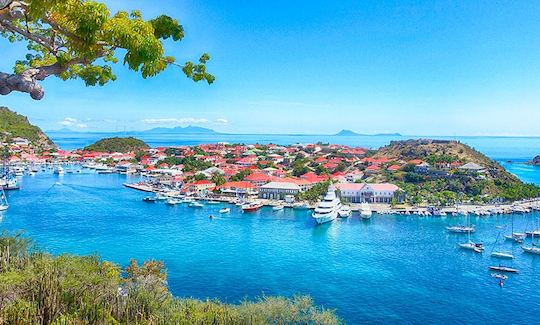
[{"x1": 1, "y1": 0, "x2": 540, "y2": 135}]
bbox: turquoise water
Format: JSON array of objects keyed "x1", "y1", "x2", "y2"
[
  {"x1": 48, "y1": 131, "x2": 540, "y2": 160},
  {"x1": 2, "y1": 171, "x2": 540, "y2": 323}
]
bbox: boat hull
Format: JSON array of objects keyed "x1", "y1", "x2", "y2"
[{"x1": 312, "y1": 211, "x2": 337, "y2": 224}]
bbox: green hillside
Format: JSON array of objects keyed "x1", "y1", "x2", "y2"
[
  {"x1": 0, "y1": 106, "x2": 54, "y2": 147},
  {"x1": 84, "y1": 137, "x2": 149, "y2": 153}
]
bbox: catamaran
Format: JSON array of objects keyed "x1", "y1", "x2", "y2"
[
  {"x1": 312, "y1": 186, "x2": 341, "y2": 224},
  {"x1": 360, "y1": 203, "x2": 372, "y2": 219},
  {"x1": 459, "y1": 213, "x2": 483, "y2": 253},
  {"x1": 0, "y1": 188, "x2": 8, "y2": 211}
]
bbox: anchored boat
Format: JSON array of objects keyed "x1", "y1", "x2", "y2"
[{"x1": 312, "y1": 186, "x2": 341, "y2": 224}]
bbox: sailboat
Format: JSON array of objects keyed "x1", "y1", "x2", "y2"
[
  {"x1": 0, "y1": 188, "x2": 8, "y2": 211},
  {"x1": 522, "y1": 231, "x2": 540, "y2": 255},
  {"x1": 505, "y1": 213, "x2": 525, "y2": 243},
  {"x1": 490, "y1": 230, "x2": 514, "y2": 259},
  {"x1": 459, "y1": 213, "x2": 484, "y2": 253}
]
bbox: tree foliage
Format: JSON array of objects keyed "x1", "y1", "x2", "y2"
[
  {"x1": 84, "y1": 137, "x2": 149, "y2": 153},
  {"x1": 0, "y1": 0, "x2": 214, "y2": 100},
  {"x1": 0, "y1": 232, "x2": 341, "y2": 324}
]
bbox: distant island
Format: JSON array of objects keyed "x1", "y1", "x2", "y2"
[
  {"x1": 145, "y1": 125, "x2": 218, "y2": 134},
  {"x1": 334, "y1": 129, "x2": 402, "y2": 137},
  {"x1": 84, "y1": 137, "x2": 149, "y2": 153}
]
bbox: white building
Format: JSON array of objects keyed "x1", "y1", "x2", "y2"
[
  {"x1": 259, "y1": 182, "x2": 301, "y2": 200},
  {"x1": 335, "y1": 183, "x2": 402, "y2": 203}
]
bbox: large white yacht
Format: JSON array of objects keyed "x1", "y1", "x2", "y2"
[
  {"x1": 312, "y1": 186, "x2": 342, "y2": 225},
  {"x1": 360, "y1": 203, "x2": 372, "y2": 219}
]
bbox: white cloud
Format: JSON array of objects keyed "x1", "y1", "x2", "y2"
[
  {"x1": 215, "y1": 118, "x2": 228, "y2": 125},
  {"x1": 58, "y1": 118, "x2": 88, "y2": 129}
]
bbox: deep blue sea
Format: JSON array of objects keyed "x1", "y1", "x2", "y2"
[{"x1": 2, "y1": 133, "x2": 540, "y2": 323}]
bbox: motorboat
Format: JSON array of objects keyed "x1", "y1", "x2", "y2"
[
  {"x1": 312, "y1": 186, "x2": 341, "y2": 224},
  {"x1": 54, "y1": 166, "x2": 64, "y2": 175},
  {"x1": 272, "y1": 205, "x2": 284, "y2": 211},
  {"x1": 166, "y1": 198, "x2": 180, "y2": 205},
  {"x1": 207, "y1": 200, "x2": 220, "y2": 205},
  {"x1": 189, "y1": 201, "x2": 204, "y2": 208},
  {"x1": 143, "y1": 197, "x2": 156, "y2": 203},
  {"x1": 242, "y1": 202, "x2": 263, "y2": 212},
  {"x1": 337, "y1": 205, "x2": 352, "y2": 218},
  {"x1": 219, "y1": 207, "x2": 230, "y2": 214},
  {"x1": 360, "y1": 203, "x2": 372, "y2": 219}
]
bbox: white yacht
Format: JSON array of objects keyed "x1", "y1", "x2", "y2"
[
  {"x1": 54, "y1": 166, "x2": 64, "y2": 175},
  {"x1": 272, "y1": 205, "x2": 284, "y2": 211},
  {"x1": 360, "y1": 203, "x2": 372, "y2": 219},
  {"x1": 312, "y1": 186, "x2": 341, "y2": 225},
  {"x1": 337, "y1": 205, "x2": 352, "y2": 218}
]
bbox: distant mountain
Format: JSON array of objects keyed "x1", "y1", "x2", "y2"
[
  {"x1": 526, "y1": 155, "x2": 540, "y2": 166},
  {"x1": 145, "y1": 125, "x2": 218, "y2": 134},
  {"x1": 335, "y1": 129, "x2": 363, "y2": 136},
  {"x1": 334, "y1": 129, "x2": 402, "y2": 137}
]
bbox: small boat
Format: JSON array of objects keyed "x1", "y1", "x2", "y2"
[
  {"x1": 207, "y1": 200, "x2": 220, "y2": 205},
  {"x1": 155, "y1": 193, "x2": 167, "y2": 200},
  {"x1": 490, "y1": 251, "x2": 514, "y2": 259},
  {"x1": 54, "y1": 166, "x2": 65, "y2": 175},
  {"x1": 446, "y1": 225, "x2": 475, "y2": 233},
  {"x1": 491, "y1": 273, "x2": 508, "y2": 280},
  {"x1": 219, "y1": 208, "x2": 230, "y2": 214},
  {"x1": 337, "y1": 205, "x2": 352, "y2": 218},
  {"x1": 143, "y1": 197, "x2": 156, "y2": 203},
  {"x1": 166, "y1": 198, "x2": 180, "y2": 205},
  {"x1": 505, "y1": 233, "x2": 526, "y2": 243},
  {"x1": 242, "y1": 202, "x2": 263, "y2": 212},
  {"x1": 488, "y1": 265, "x2": 519, "y2": 273},
  {"x1": 360, "y1": 203, "x2": 372, "y2": 219},
  {"x1": 459, "y1": 241, "x2": 484, "y2": 253},
  {"x1": 189, "y1": 202, "x2": 204, "y2": 208},
  {"x1": 0, "y1": 188, "x2": 8, "y2": 211},
  {"x1": 272, "y1": 205, "x2": 284, "y2": 211},
  {"x1": 522, "y1": 245, "x2": 540, "y2": 255},
  {"x1": 97, "y1": 169, "x2": 114, "y2": 174}
]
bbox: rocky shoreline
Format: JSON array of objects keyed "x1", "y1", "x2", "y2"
[{"x1": 527, "y1": 155, "x2": 540, "y2": 166}]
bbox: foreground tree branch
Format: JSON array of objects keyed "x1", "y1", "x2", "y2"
[{"x1": 0, "y1": 0, "x2": 214, "y2": 100}]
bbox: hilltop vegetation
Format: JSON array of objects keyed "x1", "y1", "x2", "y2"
[
  {"x1": 0, "y1": 232, "x2": 340, "y2": 324},
  {"x1": 0, "y1": 107, "x2": 54, "y2": 149},
  {"x1": 372, "y1": 139, "x2": 540, "y2": 203},
  {"x1": 84, "y1": 137, "x2": 149, "y2": 153}
]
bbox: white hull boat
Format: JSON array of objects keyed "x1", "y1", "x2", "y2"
[
  {"x1": 312, "y1": 186, "x2": 341, "y2": 225},
  {"x1": 522, "y1": 246, "x2": 540, "y2": 255},
  {"x1": 360, "y1": 203, "x2": 372, "y2": 219},
  {"x1": 219, "y1": 208, "x2": 230, "y2": 214},
  {"x1": 337, "y1": 205, "x2": 352, "y2": 218},
  {"x1": 272, "y1": 205, "x2": 284, "y2": 211}
]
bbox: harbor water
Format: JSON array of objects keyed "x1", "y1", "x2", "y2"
[{"x1": 2, "y1": 169, "x2": 540, "y2": 323}]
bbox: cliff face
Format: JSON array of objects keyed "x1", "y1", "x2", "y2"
[{"x1": 0, "y1": 106, "x2": 55, "y2": 150}]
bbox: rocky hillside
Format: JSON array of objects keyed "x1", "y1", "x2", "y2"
[
  {"x1": 374, "y1": 139, "x2": 540, "y2": 202},
  {"x1": 84, "y1": 137, "x2": 149, "y2": 153},
  {"x1": 0, "y1": 106, "x2": 55, "y2": 150},
  {"x1": 527, "y1": 155, "x2": 540, "y2": 166}
]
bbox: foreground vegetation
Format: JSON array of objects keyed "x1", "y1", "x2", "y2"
[{"x1": 0, "y1": 232, "x2": 340, "y2": 324}]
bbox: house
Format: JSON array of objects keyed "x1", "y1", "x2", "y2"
[
  {"x1": 459, "y1": 162, "x2": 486, "y2": 173},
  {"x1": 259, "y1": 182, "x2": 301, "y2": 200},
  {"x1": 414, "y1": 162, "x2": 431, "y2": 174},
  {"x1": 335, "y1": 182, "x2": 402, "y2": 203},
  {"x1": 182, "y1": 180, "x2": 215, "y2": 195},
  {"x1": 217, "y1": 181, "x2": 258, "y2": 197}
]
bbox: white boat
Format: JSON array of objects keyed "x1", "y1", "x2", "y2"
[
  {"x1": 189, "y1": 202, "x2": 204, "y2": 208},
  {"x1": 219, "y1": 207, "x2": 230, "y2": 214},
  {"x1": 312, "y1": 186, "x2": 341, "y2": 225},
  {"x1": 491, "y1": 251, "x2": 514, "y2": 259},
  {"x1": 491, "y1": 273, "x2": 508, "y2": 280},
  {"x1": 522, "y1": 246, "x2": 540, "y2": 255},
  {"x1": 0, "y1": 188, "x2": 8, "y2": 211},
  {"x1": 207, "y1": 200, "x2": 220, "y2": 205},
  {"x1": 337, "y1": 205, "x2": 352, "y2": 218},
  {"x1": 459, "y1": 241, "x2": 484, "y2": 253},
  {"x1": 505, "y1": 214, "x2": 525, "y2": 243},
  {"x1": 446, "y1": 225, "x2": 475, "y2": 233},
  {"x1": 360, "y1": 203, "x2": 372, "y2": 219},
  {"x1": 272, "y1": 205, "x2": 284, "y2": 211},
  {"x1": 166, "y1": 198, "x2": 180, "y2": 205},
  {"x1": 155, "y1": 193, "x2": 167, "y2": 200},
  {"x1": 54, "y1": 166, "x2": 64, "y2": 175},
  {"x1": 488, "y1": 265, "x2": 519, "y2": 273}
]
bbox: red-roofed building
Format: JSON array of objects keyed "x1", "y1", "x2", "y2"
[{"x1": 217, "y1": 181, "x2": 258, "y2": 196}]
